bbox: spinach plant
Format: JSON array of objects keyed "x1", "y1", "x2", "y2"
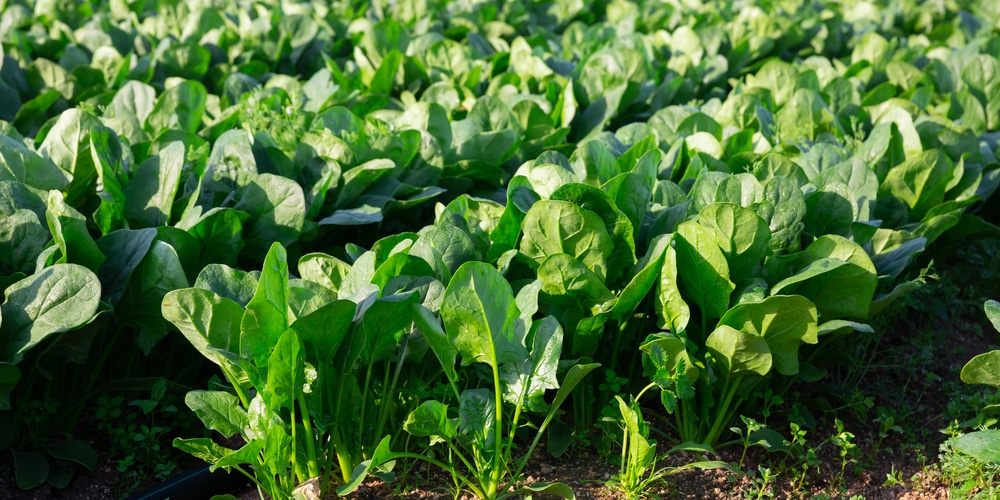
[{"x1": 337, "y1": 261, "x2": 598, "y2": 499}]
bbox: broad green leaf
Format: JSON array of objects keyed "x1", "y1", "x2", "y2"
[
  {"x1": 0, "y1": 210, "x2": 49, "y2": 276},
  {"x1": 145, "y1": 80, "x2": 208, "y2": 135},
  {"x1": 96, "y1": 228, "x2": 158, "y2": 304},
  {"x1": 538, "y1": 254, "x2": 616, "y2": 314},
  {"x1": 500, "y1": 316, "x2": 563, "y2": 412},
  {"x1": 698, "y1": 203, "x2": 771, "y2": 283},
  {"x1": 674, "y1": 220, "x2": 735, "y2": 324},
  {"x1": 404, "y1": 400, "x2": 457, "y2": 444},
  {"x1": 0, "y1": 264, "x2": 100, "y2": 364},
  {"x1": 0, "y1": 363, "x2": 20, "y2": 410},
  {"x1": 878, "y1": 149, "x2": 953, "y2": 221},
  {"x1": 12, "y1": 449, "x2": 48, "y2": 490},
  {"x1": 652, "y1": 235, "x2": 690, "y2": 334},
  {"x1": 949, "y1": 430, "x2": 1000, "y2": 463},
  {"x1": 46, "y1": 439, "x2": 96, "y2": 471},
  {"x1": 357, "y1": 292, "x2": 420, "y2": 364},
  {"x1": 40, "y1": 109, "x2": 102, "y2": 203},
  {"x1": 705, "y1": 325, "x2": 772, "y2": 377},
  {"x1": 520, "y1": 200, "x2": 614, "y2": 280},
  {"x1": 193, "y1": 264, "x2": 259, "y2": 307},
  {"x1": 718, "y1": 295, "x2": 818, "y2": 375},
  {"x1": 458, "y1": 388, "x2": 496, "y2": 450},
  {"x1": 45, "y1": 190, "x2": 106, "y2": 272},
  {"x1": 298, "y1": 253, "x2": 352, "y2": 294},
  {"x1": 185, "y1": 390, "x2": 249, "y2": 438},
  {"x1": 162, "y1": 288, "x2": 244, "y2": 366},
  {"x1": 962, "y1": 351, "x2": 1000, "y2": 388},
  {"x1": 120, "y1": 240, "x2": 190, "y2": 354},
  {"x1": 241, "y1": 243, "x2": 290, "y2": 366},
  {"x1": 0, "y1": 134, "x2": 68, "y2": 190},
  {"x1": 767, "y1": 235, "x2": 877, "y2": 319},
  {"x1": 235, "y1": 174, "x2": 306, "y2": 259},
  {"x1": 124, "y1": 141, "x2": 185, "y2": 227},
  {"x1": 441, "y1": 262, "x2": 526, "y2": 368},
  {"x1": 987, "y1": 300, "x2": 1000, "y2": 333},
  {"x1": 292, "y1": 299, "x2": 355, "y2": 365},
  {"x1": 265, "y1": 328, "x2": 304, "y2": 411}
]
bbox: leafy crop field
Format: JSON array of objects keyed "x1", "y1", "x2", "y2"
[{"x1": 1, "y1": 0, "x2": 999, "y2": 498}]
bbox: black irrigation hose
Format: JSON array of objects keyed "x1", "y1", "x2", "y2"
[{"x1": 125, "y1": 464, "x2": 250, "y2": 500}]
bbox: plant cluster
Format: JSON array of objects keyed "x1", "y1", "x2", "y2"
[{"x1": 1, "y1": 0, "x2": 1000, "y2": 498}]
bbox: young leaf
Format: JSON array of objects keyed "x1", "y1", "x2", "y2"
[
  {"x1": 185, "y1": 390, "x2": 249, "y2": 438},
  {"x1": 500, "y1": 316, "x2": 563, "y2": 412}
]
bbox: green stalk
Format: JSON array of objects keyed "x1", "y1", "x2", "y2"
[
  {"x1": 488, "y1": 364, "x2": 504, "y2": 499},
  {"x1": 290, "y1": 398, "x2": 303, "y2": 483},
  {"x1": 358, "y1": 359, "x2": 375, "y2": 446},
  {"x1": 220, "y1": 362, "x2": 251, "y2": 408},
  {"x1": 298, "y1": 396, "x2": 320, "y2": 479},
  {"x1": 704, "y1": 376, "x2": 743, "y2": 445},
  {"x1": 374, "y1": 360, "x2": 395, "y2": 447}
]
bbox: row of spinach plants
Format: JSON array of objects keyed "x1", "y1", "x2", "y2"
[{"x1": 1, "y1": 0, "x2": 1000, "y2": 497}]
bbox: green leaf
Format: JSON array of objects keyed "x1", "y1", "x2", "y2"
[
  {"x1": 502, "y1": 482, "x2": 576, "y2": 499},
  {"x1": 0, "y1": 264, "x2": 100, "y2": 364},
  {"x1": 878, "y1": 149, "x2": 954, "y2": 222},
  {"x1": 538, "y1": 254, "x2": 616, "y2": 314},
  {"x1": 500, "y1": 316, "x2": 563, "y2": 413},
  {"x1": 39, "y1": 109, "x2": 102, "y2": 204},
  {"x1": 241, "y1": 243, "x2": 290, "y2": 366},
  {"x1": 442, "y1": 262, "x2": 525, "y2": 368},
  {"x1": 0, "y1": 363, "x2": 20, "y2": 410},
  {"x1": 766, "y1": 236, "x2": 877, "y2": 320},
  {"x1": 412, "y1": 303, "x2": 459, "y2": 388},
  {"x1": 162, "y1": 288, "x2": 244, "y2": 367},
  {"x1": 698, "y1": 203, "x2": 771, "y2": 283},
  {"x1": 0, "y1": 209, "x2": 50, "y2": 276},
  {"x1": 120, "y1": 240, "x2": 190, "y2": 354},
  {"x1": 123, "y1": 141, "x2": 185, "y2": 227},
  {"x1": 520, "y1": 200, "x2": 614, "y2": 280},
  {"x1": 185, "y1": 391, "x2": 249, "y2": 438},
  {"x1": 45, "y1": 190, "x2": 106, "y2": 272},
  {"x1": 144, "y1": 80, "x2": 208, "y2": 135},
  {"x1": 961, "y1": 351, "x2": 1000, "y2": 388},
  {"x1": 298, "y1": 253, "x2": 352, "y2": 295},
  {"x1": 675, "y1": 220, "x2": 735, "y2": 324},
  {"x1": 459, "y1": 388, "x2": 496, "y2": 449},
  {"x1": 96, "y1": 228, "x2": 158, "y2": 305},
  {"x1": 46, "y1": 439, "x2": 97, "y2": 471},
  {"x1": 949, "y1": 430, "x2": 1000, "y2": 463},
  {"x1": 403, "y1": 400, "x2": 457, "y2": 444},
  {"x1": 291, "y1": 299, "x2": 356, "y2": 366},
  {"x1": 718, "y1": 295, "x2": 818, "y2": 376},
  {"x1": 12, "y1": 449, "x2": 48, "y2": 490},
  {"x1": 336, "y1": 435, "x2": 395, "y2": 496},
  {"x1": 193, "y1": 264, "x2": 259, "y2": 307},
  {"x1": 235, "y1": 174, "x2": 306, "y2": 259},
  {"x1": 357, "y1": 292, "x2": 421, "y2": 364},
  {"x1": 265, "y1": 328, "x2": 304, "y2": 411},
  {"x1": 705, "y1": 325, "x2": 772, "y2": 377},
  {"x1": 985, "y1": 300, "x2": 1000, "y2": 333},
  {"x1": 0, "y1": 134, "x2": 68, "y2": 190}
]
